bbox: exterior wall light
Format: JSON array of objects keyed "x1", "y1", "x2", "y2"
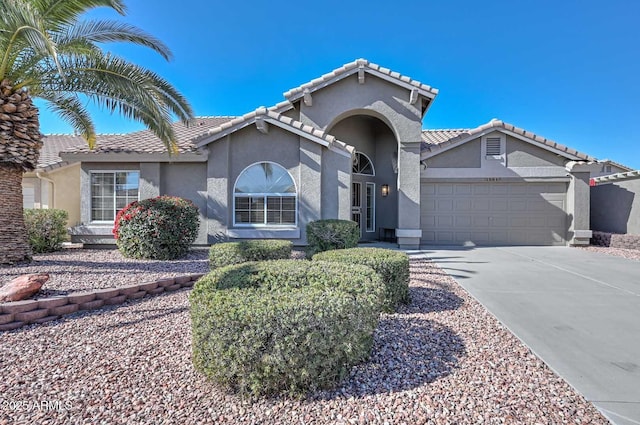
[{"x1": 381, "y1": 184, "x2": 389, "y2": 197}]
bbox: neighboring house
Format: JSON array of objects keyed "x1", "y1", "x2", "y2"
[
  {"x1": 589, "y1": 159, "x2": 632, "y2": 178},
  {"x1": 32, "y1": 59, "x2": 627, "y2": 248},
  {"x1": 590, "y1": 171, "x2": 640, "y2": 234}
]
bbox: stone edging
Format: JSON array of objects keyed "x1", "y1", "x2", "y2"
[
  {"x1": 0, "y1": 273, "x2": 204, "y2": 332},
  {"x1": 591, "y1": 231, "x2": 640, "y2": 250}
]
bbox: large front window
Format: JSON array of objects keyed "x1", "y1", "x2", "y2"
[
  {"x1": 234, "y1": 162, "x2": 297, "y2": 226},
  {"x1": 91, "y1": 171, "x2": 139, "y2": 222}
]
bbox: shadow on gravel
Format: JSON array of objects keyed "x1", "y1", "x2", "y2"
[
  {"x1": 399, "y1": 286, "x2": 464, "y2": 314},
  {"x1": 314, "y1": 316, "x2": 466, "y2": 400}
]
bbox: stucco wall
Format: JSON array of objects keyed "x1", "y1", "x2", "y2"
[
  {"x1": 47, "y1": 164, "x2": 81, "y2": 227},
  {"x1": 426, "y1": 138, "x2": 481, "y2": 168},
  {"x1": 591, "y1": 178, "x2": 640, "y2": 234},
  {"x1": 506, "y1": 136, "x2": 567, "y2": 167},
  {"x1": 161, "y1": 162, "x2": 208, "y2": 244},
  {"x1": 206, "y1": 123, "x2": 332, "y2": 244}
]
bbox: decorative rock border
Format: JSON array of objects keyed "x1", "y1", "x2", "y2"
[
  {"x1": 0, "y1": 273, "x2": 204, "y2": 332},
  {"x1": 591, "y1": 231, "x2": 640, "y2": 250}
]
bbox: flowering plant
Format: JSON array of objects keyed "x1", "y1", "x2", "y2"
[{"x1": 113, "y1": 196, "x2": 200, "y2": 260}]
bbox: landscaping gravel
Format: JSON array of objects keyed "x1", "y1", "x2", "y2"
[
  {"x1": 577, "y1": 245, "x2": 640, "y2": 261},
  {"x1": 0, "y1": 252, "x2": 607, "y2": 424},
  {"x1": 0, "y1": 249, "x2": 210, "y2": 296}
]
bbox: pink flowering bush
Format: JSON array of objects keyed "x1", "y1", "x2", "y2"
[{"x1": 113, "y1": 196, "x2": 200, "y2": 260}]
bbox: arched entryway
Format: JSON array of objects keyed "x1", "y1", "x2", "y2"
[{"x1": 328, "y1": 115, "x2": 398, "y2": 241}]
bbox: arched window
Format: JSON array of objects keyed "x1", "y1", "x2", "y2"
[
  {"x1": 234, "y1": 162, "x2": 297, "y2": 226},
  {"x1": 352, "y1": 152, "x2": 375, "y2": 175}
]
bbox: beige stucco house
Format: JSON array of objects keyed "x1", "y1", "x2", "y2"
[{"x1": 29, "y1": 59, "x2": 628, "y2": 248}]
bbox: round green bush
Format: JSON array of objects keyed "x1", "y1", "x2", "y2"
[
  {"x1": 313, "y1": 247, "x2": 410, "y2": 312},
  {"x1": 113, "y1": 196, "x2": 199, "y2": 260},
  {"x1": 209, "y1": 240, "x2": 292, "y2": 269},
  {"x1": 305, "y1": 219, "x2": 359, "y2": 257},
  {"x1": 190, "y1": 260, "x2": 384, "y2": 396},
  {"x1": 23, "y1": 208, "x2": 69, "y2": 253}
]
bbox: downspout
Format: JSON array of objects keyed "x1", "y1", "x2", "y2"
[{"x1": 36, "y1": 171, "x2": 55, "y2": 209}]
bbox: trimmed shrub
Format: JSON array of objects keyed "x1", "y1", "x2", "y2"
[
  {"x1": 209, "y1": 240, "x2": 292, "y2": 269},
  {"x1": 113, "y1": 196, "x2": 199, "y2": 260},
  {"x1": 23, "y1": 209, "x2": 69, "y2": 253},
  {"x1": 190, "y1": 260, "x2": 384, "y2": 397},
  {"x1": 305, "y1": 219, "x2": 359, "y2": 257},
  {"x1": 313, "y1": 247, "x2": 410, "y2": 312}
]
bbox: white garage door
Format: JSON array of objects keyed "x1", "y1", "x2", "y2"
[{"x1": 421, "y1": 182, "x2": 567, "y2": 246}]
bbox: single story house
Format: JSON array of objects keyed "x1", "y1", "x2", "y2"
[{"x1": 26, "y1": 59, "x2": 634, "y2": 249}]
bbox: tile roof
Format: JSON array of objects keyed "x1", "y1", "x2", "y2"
[
  {"x1": 63, "y1": 117, "x2": 235, "y2": 155},
  {"x1": 283, "y1": 58, "x2": 439, "y2": 101},
  {"x1": 195, "y1": 107, "x2": 352, "y2": 154},
  {"x1": 421, "y1": 129, "x2": 470, "y2": 146},
  {"x1": 421, "y1": 119, "x2": 596, "y2": 161},
  {"x1": 38, "y1": 134, "x2": 112, "y2": 169}
]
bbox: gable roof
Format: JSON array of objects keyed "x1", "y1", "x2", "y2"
[
  {"x1": 421, "y1": 119, "x2": 596, "y2": 162},
  {"x1": 63, "y1": 117, "x2": 235, "y2": 155},
  {"x1": 194, "y1": 107, "x2": 353, "y2": 156},
  {"x1": 283, "y1": 58, "x2": 439, "y2": 105}
]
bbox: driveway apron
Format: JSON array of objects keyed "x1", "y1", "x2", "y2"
[{"x1": 423, "y1": 246, "x2": 640, "y2": 425}]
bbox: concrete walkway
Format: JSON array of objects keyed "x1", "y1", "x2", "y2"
[{"x1": 422, "y1": 246, "x2": 640, "y2": 425}]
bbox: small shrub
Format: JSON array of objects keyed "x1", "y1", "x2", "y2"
[
  {"x1": 305, "y1": 219, "x2": 359, "y2": 257},
  {"x1": 313, "y1": 247, "x2": 410, "y2": 312},
  {"x1": 190, "y1": 260, "x2": 384, "y2": 397},
  {"x1": 23, "y1": 209, "x2": 68, "y2": 253},
  {"x1": 209, "y1": 240, "x2": 292, "y2": 269},
  {"x1": 113, "y1": 196, "x2": 199, "y2": 260}
]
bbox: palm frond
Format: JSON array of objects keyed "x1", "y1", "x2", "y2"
[
  {"x1": 39, "y1": 92, "x2": 97, "y2": 148},
  {"x1": 55, "y1": 20, "x2": 172, "y2": 60}
]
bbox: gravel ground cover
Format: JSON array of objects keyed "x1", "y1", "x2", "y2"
[
  {"x1": 0, "y1": 249, "x2": 210, "y2": 296},
  {"x1": 0, "y1": 252, "x2": 607, "y2": 424},
  {"x1": 576, "y1": 245, "x2": 640, "y2": 261}
]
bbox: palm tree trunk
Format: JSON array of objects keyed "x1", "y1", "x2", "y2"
[{"x1": 0, "y1": 163, "x2": 31, "y2": 263}]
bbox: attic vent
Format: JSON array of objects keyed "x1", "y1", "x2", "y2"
[{"x1": 485, "y1": 137, "x2": 502, "y2": 156}]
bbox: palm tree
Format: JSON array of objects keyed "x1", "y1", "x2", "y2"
[{"x1": 0, "y1": 0, "x2": 194, "y2": 264}]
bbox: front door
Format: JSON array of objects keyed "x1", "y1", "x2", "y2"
[
  {"x1": 351, "y1": 181, "x2": 376, "y2": 239},
  {"x1": 351, "y1": 182, "x2": 362, "y2": 235}
]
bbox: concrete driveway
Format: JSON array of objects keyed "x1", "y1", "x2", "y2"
[{"x1": 423, "y1": 246, "x2": 640, "y2": 425}]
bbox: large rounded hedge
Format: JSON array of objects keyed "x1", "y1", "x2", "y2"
[
  {"x1": 113, "y1": 196, "x2": 199, "y2": 260},
  {"x1": 305, "y1": 219, "x2": 359, "y2": 257},
  {"x1": 190, "y1": 260, "x2": 384, "y2": 396},
  {"x1": 208, "y1": 240, "x2": 292, "y2": 269},
  {"x1": 313, "y1": 247, "x2": 410, "y2": 312}
]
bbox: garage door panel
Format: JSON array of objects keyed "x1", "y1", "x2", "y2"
[
  {"x1": 491, "y1": 216, "x2": 509, "y2": 227},
  {"x1": 421, "y1": 182, "x2": 567, "y2": 246},
  {"x1": 438, "y1": 184, "x2": 453, "y2": 195},
  {"x1": 492, "y1": 199, "x2": 508, "y2": 211},
  {"x1": 473, "y1": 199, "x2": 490, "y2": 210},
  {"x1": 456, "y1": 199, "x2": 471, "y2": 210},
  {"x1": 455, "y1": 216, "x2": 472, "y2": 227}
]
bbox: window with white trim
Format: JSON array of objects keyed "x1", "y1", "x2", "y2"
[
  {"x1": 90, "y1": 171, "x2": 139, "y2": 222},
  {"x1": 234, "y1": 162, "x2": 297, "y2": 226}
]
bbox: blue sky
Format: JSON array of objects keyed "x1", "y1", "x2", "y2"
[{"x1": 36, "y1": 0, "x2": 640, "y2": 169}]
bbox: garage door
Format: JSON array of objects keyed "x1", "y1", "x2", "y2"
[{"x1": 421, "y1": 182, "x2": 567, "y2": 246}]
